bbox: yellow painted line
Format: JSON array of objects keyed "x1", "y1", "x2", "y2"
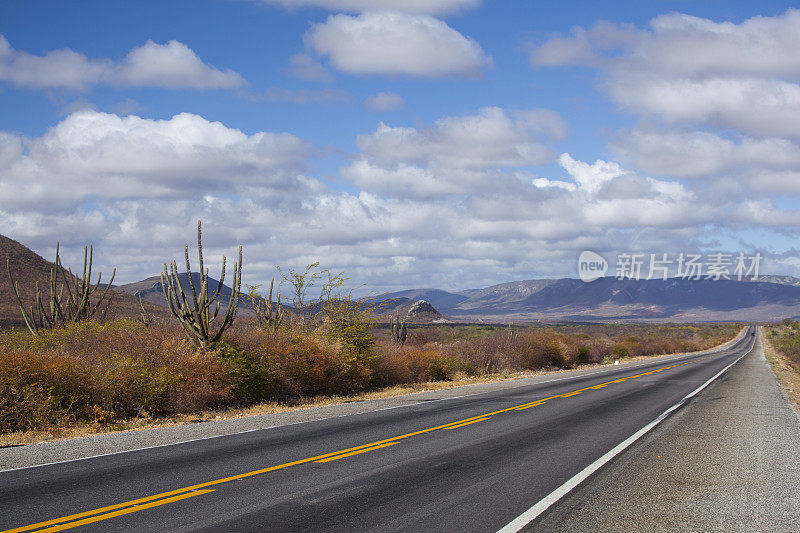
[
  {"x1": 314, "y1": 442, "x2": 398, "y2": 463},
  {"x1": 3, "y1": 353, "x2": 712, "y2": 533},
  {"x1": 513, "y1": 401, "x2": 547, "y2": 411},
  {"x1": 446, "y1": 417, "x2": 492, "y2": 429},
  {"x1": 1, "y1": 489, "x2": 216, "y2": 533},
  {"x1": 34, "y1": 490, "x2": 215, "y2": 533}
]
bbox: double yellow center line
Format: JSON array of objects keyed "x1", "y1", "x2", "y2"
[{"x1": 3, "y1": 355, "x2": 706, "y2": 533}]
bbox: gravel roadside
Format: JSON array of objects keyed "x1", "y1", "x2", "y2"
[
  {"x1": 0, "y1": 332, "x2": 746, "y2": 471},
  {"x1": 534, "y1": 327, "x2": 800, "y2": 532}
]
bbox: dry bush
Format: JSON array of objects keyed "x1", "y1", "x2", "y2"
[
  {"x1": 0, "y1": 321, "x2": 234, "y2": 432},
  {"x1": 440, "y1": 332, "x2": 511, "y2": 375},
  {"x1": 0, "y1": 317, "x2": 740, "y2": 435},
  {"x1": 405, "y1": 326, "x2": 448, "y2": 347},
  {"x1": 508, "y1": 329, "x2": 568, "y2": 369},
  {"x1": 766, "y1": 321, "x2": 800, "y2": 368},
  {"x1": 224, "y1": 320, "x2": 373, "y2": 399},
  {"x1": 370, "y1": 343, "x2": 455, "y2": 386}
]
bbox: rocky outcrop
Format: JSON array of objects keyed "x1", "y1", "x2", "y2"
[{"x1": 403, "y1": 299, "x2": 450, "y2": 322}]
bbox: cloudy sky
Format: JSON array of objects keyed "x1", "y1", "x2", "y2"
[{"x1": 1, "y1": 0, "x2": 799, "y2": 292}]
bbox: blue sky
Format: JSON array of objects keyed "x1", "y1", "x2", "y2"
[{"x1": 1, "y1": 0, "x2": 800, "y2": 291}]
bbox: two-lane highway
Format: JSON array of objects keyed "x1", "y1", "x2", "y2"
[{"x1": 0, "y1": 327, "x2": 756, "y2": 532}]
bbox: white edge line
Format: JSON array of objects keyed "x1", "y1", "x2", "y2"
[
  {"x1": 0, "y1": 329, "x2": 751, "y2": 475},
  {"x1": 496, "y1": 329, "x2": 756, "y2": 533}
]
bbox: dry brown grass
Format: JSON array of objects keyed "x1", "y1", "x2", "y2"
[
  {"x1": 0, "y1": 318, "x2": 739, "y2": 442},
  {"x1": 761, "y1": 325, "x2": 800, "y2": 413}
]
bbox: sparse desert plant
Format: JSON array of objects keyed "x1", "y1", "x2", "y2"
[
  {"x1": 6, "y1": 242, "x2": 115, "y2": 335},
  {"x1": 161, "y1": 221, "x2": 242, "y2": 350},
  {"x1": 136, "y1": 295, "x2": 154, "y2": 327},
  {"x1": 274, "y1": 262, "x2": 375, "y2": 356},
  {"x1": 276, "y1": 262, "x2": 323, "y2": 330},
  {"x1": 316, "y1": 269, "x2": 375, "y2": 356},
  {"x1": 321, "y1": 295, "x2": 375, "y2": 356},
  {"x1": 390, "y1": 315, "x2": 407, "y2": 345},
  {"x1": 247, "y1": 278, "x2": 284, "y2": 334}
]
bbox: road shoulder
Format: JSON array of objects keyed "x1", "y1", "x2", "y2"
[
  {"x1": 534, "y1": 329, "x2": 800, "y2": 532},
  {"x1": 761, "y1": 329, "x2": 800, "y2": 415}
]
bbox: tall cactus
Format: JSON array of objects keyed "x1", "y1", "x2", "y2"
[
  {"x1": 59, "y1": 244, "x2": 116, "y2": 322},
  {"x1": 7, "y1": 242, "x2": 115, "y2": 335},
  {"x1": 250, "y1": 278, "x2": 284, "y2": 334},
  {"x1": 391, "y1": 314, "x2": 407, "y2": 345},
  {"x1": 136, "y1": 295, "x2": 154, "y2": 327},
  {"x1": 161, "y1": 221, "x2": 242, "y2": 350}
]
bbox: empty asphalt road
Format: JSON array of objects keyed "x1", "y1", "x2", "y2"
[{"x1": 0, "y1": 327, "x2": 768, "y2": 532}]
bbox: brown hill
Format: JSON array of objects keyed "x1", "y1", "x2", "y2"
[{"x1": 0, "y1": 234, "x2": 168, "y2": 329}]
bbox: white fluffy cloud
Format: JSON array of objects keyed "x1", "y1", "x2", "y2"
[
  {"x1": 110, "y1": 40, "x2": 245, "y2": 89},
  {"x1": 0, "y1": 35, "x2": 244, "y2": 90},
  {"x1": 264, "y1": 0, "x2": 481, "y2": 15},
  {"x1": 530, "y1": 7, "x2": 800, "y2": 221},
  {"x1": 612, "y1": 128, "x2": 800, "y2": 193},
  {"x1": 305, "y1": 12, "x2": 492, "y2": 77},
  {"x1": 530, "y1": 10, "x2": 800, "y2": 77},
  {"x1": 343, "y1": 107, "x2": 554, "y2": 198},
  {"x1": 357, "y1": 107, "x2": 553, "y2": 169},
  {"x1": 1, "y1": 108, "x2": 797, "y2": 290},
  {"x1": 607, "y1": 75, "x2": 800, "y2": 139},
  {"x1": 529, "y1": 10, "x2": 800, "y2": 138},
  {"x1": 365, "y1": 91, "x2": 404, "y2": 110},
  {"x1": 0, "y1": 110, "x2": 310, "y2": 211}
]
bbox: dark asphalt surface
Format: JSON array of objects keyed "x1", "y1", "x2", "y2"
[{"x1": 0, "y1": 327, "x2": 756, "y2": 533}]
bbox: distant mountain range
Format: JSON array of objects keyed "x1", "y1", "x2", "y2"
[
  {"x1": 115, "y1": 274, "x2": 255, "y2": 315},
  {"x1": 4, "y1": 232, "x2": 800, "y2": 325},
  {"x1": 370, "y1": 276, "x2": 800, "y2": 321}
]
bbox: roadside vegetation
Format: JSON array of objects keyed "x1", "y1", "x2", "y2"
[
  {"x1": 0, "y1": 319, "x2": 739, "y2": 438},
  {"x1": 762, "y1": 320, "x2": 800, "y2": 413},
  {"x1": 765, "y1": 318, "x2": 800, "y2": 368},
  {"x1": 0, "y1": 222, "x2": 741, "y2": 440}
]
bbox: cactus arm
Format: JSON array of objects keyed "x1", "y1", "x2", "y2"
[
  {"x1": 34, "y1": 281, "x2": 50, "y2": 329},
  {"x1": 183, "y1": 245, "x2": 200, "y2": 311},
  {"x1": 7, "y1": 258, "x2": 39, "y2": 335},
  {"x1": 197, "y1": 220, "x2": 204, "y2": 284},
  {"x1": 162, "y1": 262, "x2": 204, "y2": 348},
  {"x1": 171, "y1": 262, "x2": 194, "y2": 319},
  {"x1": 211, "y1": 246, "x2": 242, "y2": 345},
  {"x1": 208, "y1": 257, "x2": 226, "y2": 306},
  {"x1": 56, "y1": 243, "x2": 76, "y2": 306},
  {"x1": 198, "y1": 271, "x2": 210, "y2": 339},
  {"x1": 87, "y1": 267, "x2": 116, "y2": 319},
  {"x1": 74, "y1": 246, "x2": 91, "y2": 319}
]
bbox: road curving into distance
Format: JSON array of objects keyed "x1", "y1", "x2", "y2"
[{"x1": 0, "y1": 326, "x2": 757, "y2": 532}]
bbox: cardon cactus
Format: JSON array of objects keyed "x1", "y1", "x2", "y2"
[
  {"x1": 391, "y1": 314, "x2": 407, "y2": 345},
  {"x1": 7, "y1": 242, "x2": 115, "y2": 335},
  {"x1": 161, "y1": 221, "x2": 242, "y2": 350},
  {"x1": 252, "y1": 277, "x2": 284, "y2": 334}
]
